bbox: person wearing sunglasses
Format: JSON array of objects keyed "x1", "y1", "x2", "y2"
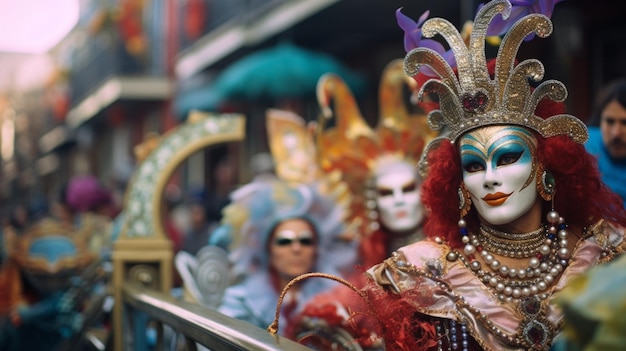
[
  {"x1": 267, "y1": 218, "x2": 317, "y2": 298},
  {"x1": 215, "y1": 180, "x2": 341, "y2": 335}
]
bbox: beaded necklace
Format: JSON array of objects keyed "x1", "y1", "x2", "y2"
[
  {"x1": 446, "y1": 209, "x2": 571, "y2": 302},
  {"x1": 478, "y1": 225, "x2": 546, "y2": 258}
]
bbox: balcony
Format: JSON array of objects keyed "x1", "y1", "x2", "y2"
[
  {"x1": 176, "y1": 0, "x2": 340, "y2": 79},
  {"x1": 64, "y1": 11, "x2": 173, "y2": 129}
]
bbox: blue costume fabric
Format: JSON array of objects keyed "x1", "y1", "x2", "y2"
[
  {"x1": 585, "y1": 127, "x2": 626, "y2": 208},
  {"x1": 218, "y1": 270, "x2": 337, "y2": 334}
]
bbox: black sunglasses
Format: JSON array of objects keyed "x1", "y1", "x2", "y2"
[{"x1": 273, "y1": 237, "x2": 315, "y2": 247}]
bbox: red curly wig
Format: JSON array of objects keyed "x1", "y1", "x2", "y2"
[{"x1": 421, "y1": 98, "x2": 626, "y2": 249}]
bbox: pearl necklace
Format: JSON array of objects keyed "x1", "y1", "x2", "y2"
[{"x1": 447, "y1": 210, "x2": 571, "y2": 302}]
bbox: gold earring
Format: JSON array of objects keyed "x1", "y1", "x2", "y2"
[
  {"x1": 458, "y1": 183, "x2": 472, "y2": 218},
  {"x1": 537, "y1": 165, "x2": 556, "y2": 201}
]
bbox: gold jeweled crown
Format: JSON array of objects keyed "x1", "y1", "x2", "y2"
[{"x1": 404, "y1": 0, "x2": 588, "y2": 148}]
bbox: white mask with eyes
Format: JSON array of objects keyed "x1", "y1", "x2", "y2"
[
  {"x1": 459, "y1": 126, "x2": 539, "y2": 225},
  {"x1": 374, "y1": 161, "x2": 424, "y2": 232}
]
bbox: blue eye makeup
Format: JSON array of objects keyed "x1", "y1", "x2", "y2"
[
  {"x1": 462, "y1": 152, "x2": 487, "y2": 173},
  {"x1": 460, "y1": 126, "x2": 535, "y2": 174},
  {"x1": 490, "y1": 143, "x2": 529, "y2": 169}
]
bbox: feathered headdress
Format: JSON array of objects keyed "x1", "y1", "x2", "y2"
[
  {"x1": 315, "y1": 59, "x2": 438, "y2": 237},
  {"x1": 404, "y1": 0, "x2": 588, "y2": 173}
]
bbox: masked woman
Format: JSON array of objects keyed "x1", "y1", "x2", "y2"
[
  {"x1": 357, "y1": 1, "x2": 626, "y2": 350},
  {"x1": 313, "y1": 59, "x2": 438, "y2": 270}
]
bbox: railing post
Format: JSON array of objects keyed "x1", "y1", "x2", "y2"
[{"x1": 112, "y1": 238, "x2": 173, "y2": 351}]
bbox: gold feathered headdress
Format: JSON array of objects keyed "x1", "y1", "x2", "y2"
[
  {"x1": 314, "y1": 59, "x2": 438, "y2": 236},
  {"x1": 405, "y1": 0, "x2": 587, "y2": 152}
]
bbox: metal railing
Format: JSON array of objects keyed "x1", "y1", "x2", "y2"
[{"x1": 121, "y1": 282, "x2": 313, "y2": 351}]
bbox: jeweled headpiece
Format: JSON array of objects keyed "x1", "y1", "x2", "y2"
[
  {"x1": 5, "y1": 218, "x2": 97, "y2": 294},
  {"x1": 405, "y1": 0, "x2": 588, "y2": 151},
  {"x1": 316, "y1": 59, "x2": 438, "y2": 236}
]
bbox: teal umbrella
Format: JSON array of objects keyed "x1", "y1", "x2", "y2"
[{"x1": 176, "y1": 43, "x2": 366, "y2": 117}]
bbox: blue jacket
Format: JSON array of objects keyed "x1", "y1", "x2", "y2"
[
  {"x1": 218, "y1": 270, "x2": 336, "y2": 335},
  {"x1": 585, "y1": 127, "x2": 626, "y2": 208}
]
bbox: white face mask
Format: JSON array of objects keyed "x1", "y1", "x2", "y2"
[
  {"x1": 374, "y1": 161, "x2": 424, "y2": 232},
  {"x1": 459, "y1": 125, "x2": 538, "y2": 225}
]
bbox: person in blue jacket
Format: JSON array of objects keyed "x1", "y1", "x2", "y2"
[
  {"x1": 585, "y1": 79, "x2": 626, "y2": 208},
  {"x1": 214, "y1": 180, "x2": 341, "y2": 336}
]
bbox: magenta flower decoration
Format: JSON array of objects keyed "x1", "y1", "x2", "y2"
[
  {"x1": 396, "y1": 8, "x2": 456, "y2": 77},
  {"x1": 480, "y1": 0, "x2": 566, "y2": 40}
]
